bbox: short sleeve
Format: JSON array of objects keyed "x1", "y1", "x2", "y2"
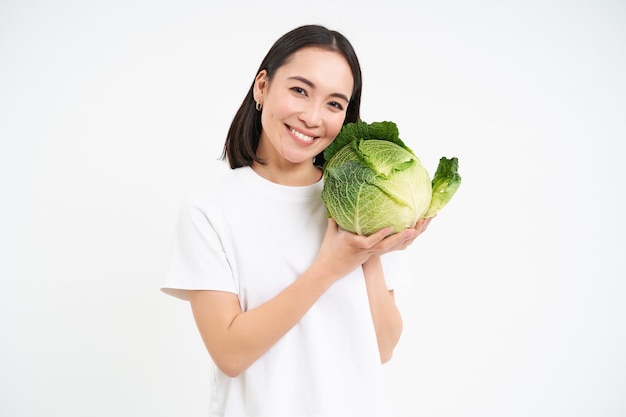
[{"x1": 161, "y1": 197, "x2": 237, "y2": 301}]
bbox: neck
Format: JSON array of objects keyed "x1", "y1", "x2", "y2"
[{"x1": 251, "y1": 161, "x2": 322, "y2": 186}]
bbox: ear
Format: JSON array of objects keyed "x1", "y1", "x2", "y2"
[{"x1": 253, "y1": 70, "x2": 268, "y2": 104}]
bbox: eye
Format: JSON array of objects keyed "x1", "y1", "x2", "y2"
[
  {"x1": 290, "y1": 86, "x2": 307, "y2": 96},
  {"x1": 328, "y1": 101, "x2": 345, "y2": 111}
]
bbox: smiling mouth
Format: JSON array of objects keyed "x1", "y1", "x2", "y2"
[{"x1": 289, "y1": 127, "x2": 316, "y2": 143}]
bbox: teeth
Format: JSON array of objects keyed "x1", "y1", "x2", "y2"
[{"x1": 290, "y1": 128, "x2": 314, "y2": 142}]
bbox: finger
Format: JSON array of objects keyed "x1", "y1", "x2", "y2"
[
  {"x1": 352, "y1": 226, "x2": 394, "y2": 249},
  {"x1": 371, "y1": 228, "x2": 414, "y2": 252},
  {"x1": 327, "y1": 217, "x2": 339, "y2": 232},
  {"x1": 414, "y1": 216, "x2": 433, "y2": 234},
  {"x1": 415, "y1": 219, "x2": 427, "y2": 234},
  {"x1": 422, "y1": 216, "x2": 434, "y2": 231},
  {"x1": 367, "y1": 226, "x2": 395, "y2": 244}
]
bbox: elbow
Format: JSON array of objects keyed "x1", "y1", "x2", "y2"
[
  {"x1": 379, "y1": 323, "x2": 402, "y2": 364},
  {"x1": 218, "y1": 364, "x2": 244, "y2": 378},
  {"x1": 380, "y1": 348, "x2": 394, "y2": 364},
  {"x1": 212, "y1": 353, "x2": 249, "y2": 378}
]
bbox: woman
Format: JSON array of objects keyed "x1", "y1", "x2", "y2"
[{"x1": 162, "y1": 24, "x2": 432, "y2": 417}]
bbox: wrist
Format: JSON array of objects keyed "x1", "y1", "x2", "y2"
[
  {"x1": 363, "y1": 254, "x2": 382, "y2": 271},
  {"x1": 303, "y1": 262, "x2": 338, "y2": 292}
]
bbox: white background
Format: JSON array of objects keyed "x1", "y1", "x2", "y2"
[{"x1": 1, "y1": 1, "x2": 625, "y2": 416}]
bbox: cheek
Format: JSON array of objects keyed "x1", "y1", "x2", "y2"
[
  {"x1": 264, "y1": 99, "x2": 294, "y2": 125},
  {"x1": 261, "y1": 101, "x2": 285, "y2": 132},
  {"x1": 327, "y1": 115, "x2": 347, "y2": 139}
]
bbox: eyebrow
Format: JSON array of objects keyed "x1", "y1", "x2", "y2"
[{"x1": 288, "y1": 76, "x2": 350, "y2": 103}]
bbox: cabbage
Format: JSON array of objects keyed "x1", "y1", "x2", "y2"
[{"x1": 321, "y1": 120, "x2": 461, "y2": 236}]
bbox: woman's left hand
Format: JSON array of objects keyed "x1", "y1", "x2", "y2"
[
  {"x1": 358, "y1": 215, "x2": 435, "y2": 257},
  {"x1": 383, "y1": 215, "x2": 435, "y2": 253}
]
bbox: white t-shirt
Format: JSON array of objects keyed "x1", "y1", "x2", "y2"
[{"x1": 162, "y1": 166, "x2": 407, "y2": 417}]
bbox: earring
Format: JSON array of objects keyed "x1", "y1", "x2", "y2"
[{"x1": 255, "y1": 101, "x2": 262, "y2": 111}]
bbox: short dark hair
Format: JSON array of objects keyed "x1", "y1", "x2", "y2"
[{"x1": 221, "y1": 24, "x2": 363, "y2": 169}]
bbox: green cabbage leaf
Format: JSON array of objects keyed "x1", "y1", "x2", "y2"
[{"x1": 321, "y1": 120, "x2": 461, "y2": 236}]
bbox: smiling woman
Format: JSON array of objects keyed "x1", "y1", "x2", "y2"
[
  {"x1": 252, "y1": 47, "x2": 353, "y2": 185},
  {"x1": 161, "y1": 24, "x2": 433, "y2": 417}
]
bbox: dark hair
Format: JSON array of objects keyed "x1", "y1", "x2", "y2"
[{"x1": 221, "y1": 24, "x2": 363, "y2": 168}]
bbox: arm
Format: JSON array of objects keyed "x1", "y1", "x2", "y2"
[
  {"x1": 363, "y1": 255, "x2": 402, "y2": 363},
  {"x1": 189, "y1": 218, "x2": 413, "y2": 377},
  {"x1": 363, "y1": 216, "x2": 434, "y2": 363},
  {"x1": 189, "y1": 265, "x2": 333, "y2": 377}
]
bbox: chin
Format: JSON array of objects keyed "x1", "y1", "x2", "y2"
[{"x1": 283, "y1": 152, "x2": 317, "y2": 165}]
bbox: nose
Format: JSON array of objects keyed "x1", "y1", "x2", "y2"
[{"x1": 299, "y1": 103, "x2": 322, "y2": 128}]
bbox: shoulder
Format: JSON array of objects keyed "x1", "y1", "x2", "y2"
[
  {"x1": 185, "y1": 167, "x2": 251, "y2": 204},
  {"x1": 176, "y1": 167, "x2": 254, "y2": 227}
]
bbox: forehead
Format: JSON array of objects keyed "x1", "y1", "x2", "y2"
[{"x1": 276, "y1": 47, "x2": 354, "y2": 95}]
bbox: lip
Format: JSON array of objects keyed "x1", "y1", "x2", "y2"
[{"x1": 286, "y1": 125, "x2": 317, "y2": 144}]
